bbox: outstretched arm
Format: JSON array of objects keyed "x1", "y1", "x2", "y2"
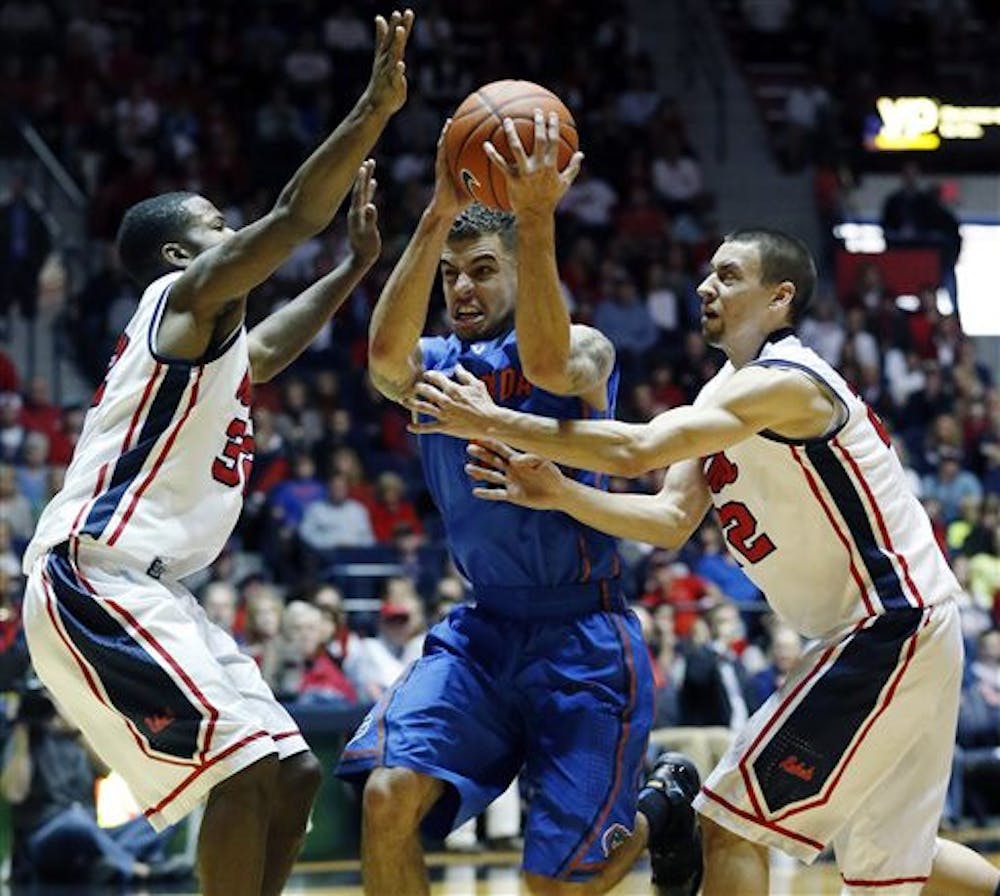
[
  {"x1": 248, "y1": 162, "x2": 381, "y2": 383},
  {"x1": 166, "y1": 10, "x2": 412, "y2": 353},
  {"x1": 411, "y1": 364, "x2": 838, "y2": 476},
  {"x1": 465, "y1": 441, "x2": 711, "y2": 549},
  {"x1": 368, "y1": 119, "x2": 471, "y2": 403}
]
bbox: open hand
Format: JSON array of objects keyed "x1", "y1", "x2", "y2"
[
  {"x1": 347, "y1": 160, "x2": 381, "y2": 267},
  {"x1": 465, "y1": 440, "x2": 568, "y2": 510},
  {"x1": 364, "y1": 9, "x2": 414, "y2": 117},
  {"x1": 406, "y1": 365, "x2": 497, "y2": 440},
  {"x1": 483, "y1": 109, "x2": 584, "y2": 215}
]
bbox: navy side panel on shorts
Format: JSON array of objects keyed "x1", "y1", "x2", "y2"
[
  {"x1": 45, "y1": 549, "x2": 205, "y2": 760},
  {"x1": 752, "y1": 609, "x2": 923, "y2": 812}
]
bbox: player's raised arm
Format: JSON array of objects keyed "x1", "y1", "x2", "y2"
[
  {"x1": 368, "y1": 119, "x2": 471, "y2": 404},
  {"x1": 485, "y1": 111, "x2": 605, "y2": 399},
  {"x1": 409, "y1": 363, "x2": 837, "y2": 476},
  {"x1": 168, "y1": 10, "x2": 412, "y2": 332},
  {"x1": 247, "y1": 162, "x2": 381, "y2": 383}
]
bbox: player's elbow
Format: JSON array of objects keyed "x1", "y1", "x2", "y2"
[{"x1": 521, "y1": 357, "x2": 571, "y2": 395}]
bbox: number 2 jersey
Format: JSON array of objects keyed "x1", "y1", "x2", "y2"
[
  {"x1": 698, "y1": 329, "x2": 961, "y2": 639},
  {"x1": 24, "y1": 271, "x2": 254, "y2": 580}
]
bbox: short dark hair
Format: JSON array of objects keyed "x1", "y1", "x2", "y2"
[
  {"x1": 115, "y1": 191, "x2": 199, "y2": 286},
  {"x1": 726, "y1": 227, "x2": 817, "y2": 325},
  {"x1": 448, "y1": 203, "x2": 517, "y2": 251}
]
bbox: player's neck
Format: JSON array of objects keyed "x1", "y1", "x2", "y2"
[{"x1": 725, "y1": 324, "x2": 794, "y2": 368}]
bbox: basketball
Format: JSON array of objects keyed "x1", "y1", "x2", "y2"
[{"x1": 445, "y1": 80, "x2": 579, "y2": 211}]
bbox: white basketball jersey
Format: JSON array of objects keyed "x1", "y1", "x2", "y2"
[
  {"x1": 25, "y1": 271, "x2": 254, "y2": 579},
  {"x1": 698, "y1": 331, "x2": 960, "y2": 638}
]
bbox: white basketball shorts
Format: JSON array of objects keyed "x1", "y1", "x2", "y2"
[
  {"x1": 22, "y1": 540, "x2": 309, "y2": 831},
  {"x1": 693, "y1": 601, "x2": 962, "y2": 895}
]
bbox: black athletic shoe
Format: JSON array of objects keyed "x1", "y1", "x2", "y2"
[{"x1": 637, "y1": 751, "x2": 703, "y2": 896}]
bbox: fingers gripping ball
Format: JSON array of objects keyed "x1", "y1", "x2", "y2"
[{"x1": 445, "y1": 80, "x2": 578, "y2": 210}]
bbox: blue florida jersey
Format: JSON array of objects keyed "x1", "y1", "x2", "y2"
[{"x1": 419, "y1": 330, "x2": 622, "y2": 609}]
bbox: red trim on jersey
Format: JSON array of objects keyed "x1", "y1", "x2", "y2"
[
  {"x1": 107, "y1": 367, "x2": 203, "y2": 547},
  {"x1": 273, "y1": 730, "x2": 301, "y2": 741},
  {"x1": 701, "y1": 785, "x2": 824, "y2": 852},
  {"x1": 832, "y1": 438, "x2": 925, "y2": 609},
  {"x1": 40, "y1": 567, "x2": 198, "y2": 769},
  {"x1": 737, "y1": 620, "x2": 864, "y2": 819},
  {"x1": 143, "y1": 730, "x2": 273, "y2": 821},
  {"x1": 121, "y1": 362, "x2": 163, "y2": 454},
  {"x1": 841, "y1": 875, "x2": 928, "y2": 887},
  {"x1": 789, "y1": 446, "x2": 876, "y2": 615},
  {"x1": 69, "y1": 461, "x2": 109, "y2": 538},
  {"x1": 562, "y1": 600, "x2": 638, "y2": 878},
  {"x1": 770, "y1": 612, "x2": 928, "y2": 823},
  {"x1": 68, "y1": 547, "x2": 220, "y2": 762},
  {"x1": 577, "y1": 533, "x2": 593, "y2": 583}
]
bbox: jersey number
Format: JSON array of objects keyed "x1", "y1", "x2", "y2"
[
  {"x1": 212, "y1": 418, "x2": 255, "y2": 489},
  {"x1": 718, "y1": 501, "x2": 776, "y2": 564}
]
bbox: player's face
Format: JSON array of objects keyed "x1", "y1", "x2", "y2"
[
  {"x1": 178, "y1": 196, "x2": 236, "y2": 257},
  {"x1": 696, "y1": 241, "x2": 776, "y2": 348},
  {"x1": 440, "y1": 233, "x2": 517, "y2": 342}
]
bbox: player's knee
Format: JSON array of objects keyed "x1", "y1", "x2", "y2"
[
  {"x1": 278, "y1": 751, "x2": 323, "y2": 812},
  {"x1": 362, "y1": 767, "x2": 431, "y2": 833}
]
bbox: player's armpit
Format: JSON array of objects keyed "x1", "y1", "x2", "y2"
[{"x1": 369, "y1": 364, "x2": 421, "y2": 406}]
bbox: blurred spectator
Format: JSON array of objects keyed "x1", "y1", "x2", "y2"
[
  {"x1": 922, "y1": 448, "x2": 983, "y2": 524},
  {"x1": 298, "y1": 472, "x2": 376, "y2": 556},
  {"x1": 558, "y1": 167, "x2": 618, "y2": 243},
  {"x1": 592, "y1": 268, "x2": 657, "y2": 384},
  {"x1": 1, "y1": 684, "x2": 191, "y2": 886},
  {"x1": 348, "y1": 588, "x2": 426, "y2": 703},
  {"x1": 279, "y1": 601, "x2": 357, "y2": 707},
  {"x1": 0, "y1": 391, "x2": 25, "y2": 461},
  {"x1": 881, "y1": 162, "x2": 937, "y2": 245},
  {"x1": 0, "y1": 175, "x2": 52, "y2": 330},
  {"x1": 369, "y1": 471, "x2": 424, "y2": 545},
  {"x1": 680, "y1": 601, "x2": 759, "y2": 730},
  {"x1": 14, "y1": 430, "x2": 49, "y2": 517},
  {"x1": 0, "y1": 462, "x2": 33, "y2": 543},
  {"x1": 650, "y1": 132, "x2": 703, "y2": 219},
  {"x1": 241, "y1": 584, "x2": 286, "y2": 693},
  {"x1": 953, "y1": 629, "x2": 1000, "y2": 824},
  {"x1": 751, "y1": 624, "x2": 803, "y2": 704},
  {"x1": 640, "y1": 549, "x2": 717, "y2": 639},
  {"x1": 0, "y1": 349, "x2": 18, "y2": 393},
  {"x1": 693, "y1": 522, "x2": 764, "y2": 611},
  {"x1": 199, "y1": 581, "x2": 240, "y2": 639}
]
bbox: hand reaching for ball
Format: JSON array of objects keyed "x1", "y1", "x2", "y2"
[
  {"x1": 444, "y1": 80, "x2": 580, "y2": 211},
  {"x1": 484, "y1": 109, "x2": 584, "y2": 216},
  {"x1": 431, "y1": 119, "x2": 474, "y2": 220}
]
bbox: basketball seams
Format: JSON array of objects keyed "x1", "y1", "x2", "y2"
[{"x1": 447, "y1": 81, "x2": 579, "y2": 209}]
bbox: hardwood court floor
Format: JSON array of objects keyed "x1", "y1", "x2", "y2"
[{"x1": 272, "y1": 828, "x2": 1000, "y2": 895}]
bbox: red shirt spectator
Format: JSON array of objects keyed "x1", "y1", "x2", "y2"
[{"x1": 369, "y1": 471, "x2": 424, "y2": 544}]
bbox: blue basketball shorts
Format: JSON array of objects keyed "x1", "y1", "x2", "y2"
[{"x1": 336, "y1": 598, "x2": 654, "y2": 882}]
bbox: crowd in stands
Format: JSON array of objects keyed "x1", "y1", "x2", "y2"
[
  {"x1": 0, "y1": 0, "x2": 999, "y2": 848},
  {"x1": 715, "y1": 0, "x2": 1000, "y2": 174}
]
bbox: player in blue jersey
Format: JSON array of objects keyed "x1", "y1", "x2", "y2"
[{"x1": 336, "y1": 112, "x2": 702, "y2": 896}]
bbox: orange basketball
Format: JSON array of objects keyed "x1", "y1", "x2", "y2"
[{"x1": 445, "y1": 80, "x2": 579, "y2": 211}]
